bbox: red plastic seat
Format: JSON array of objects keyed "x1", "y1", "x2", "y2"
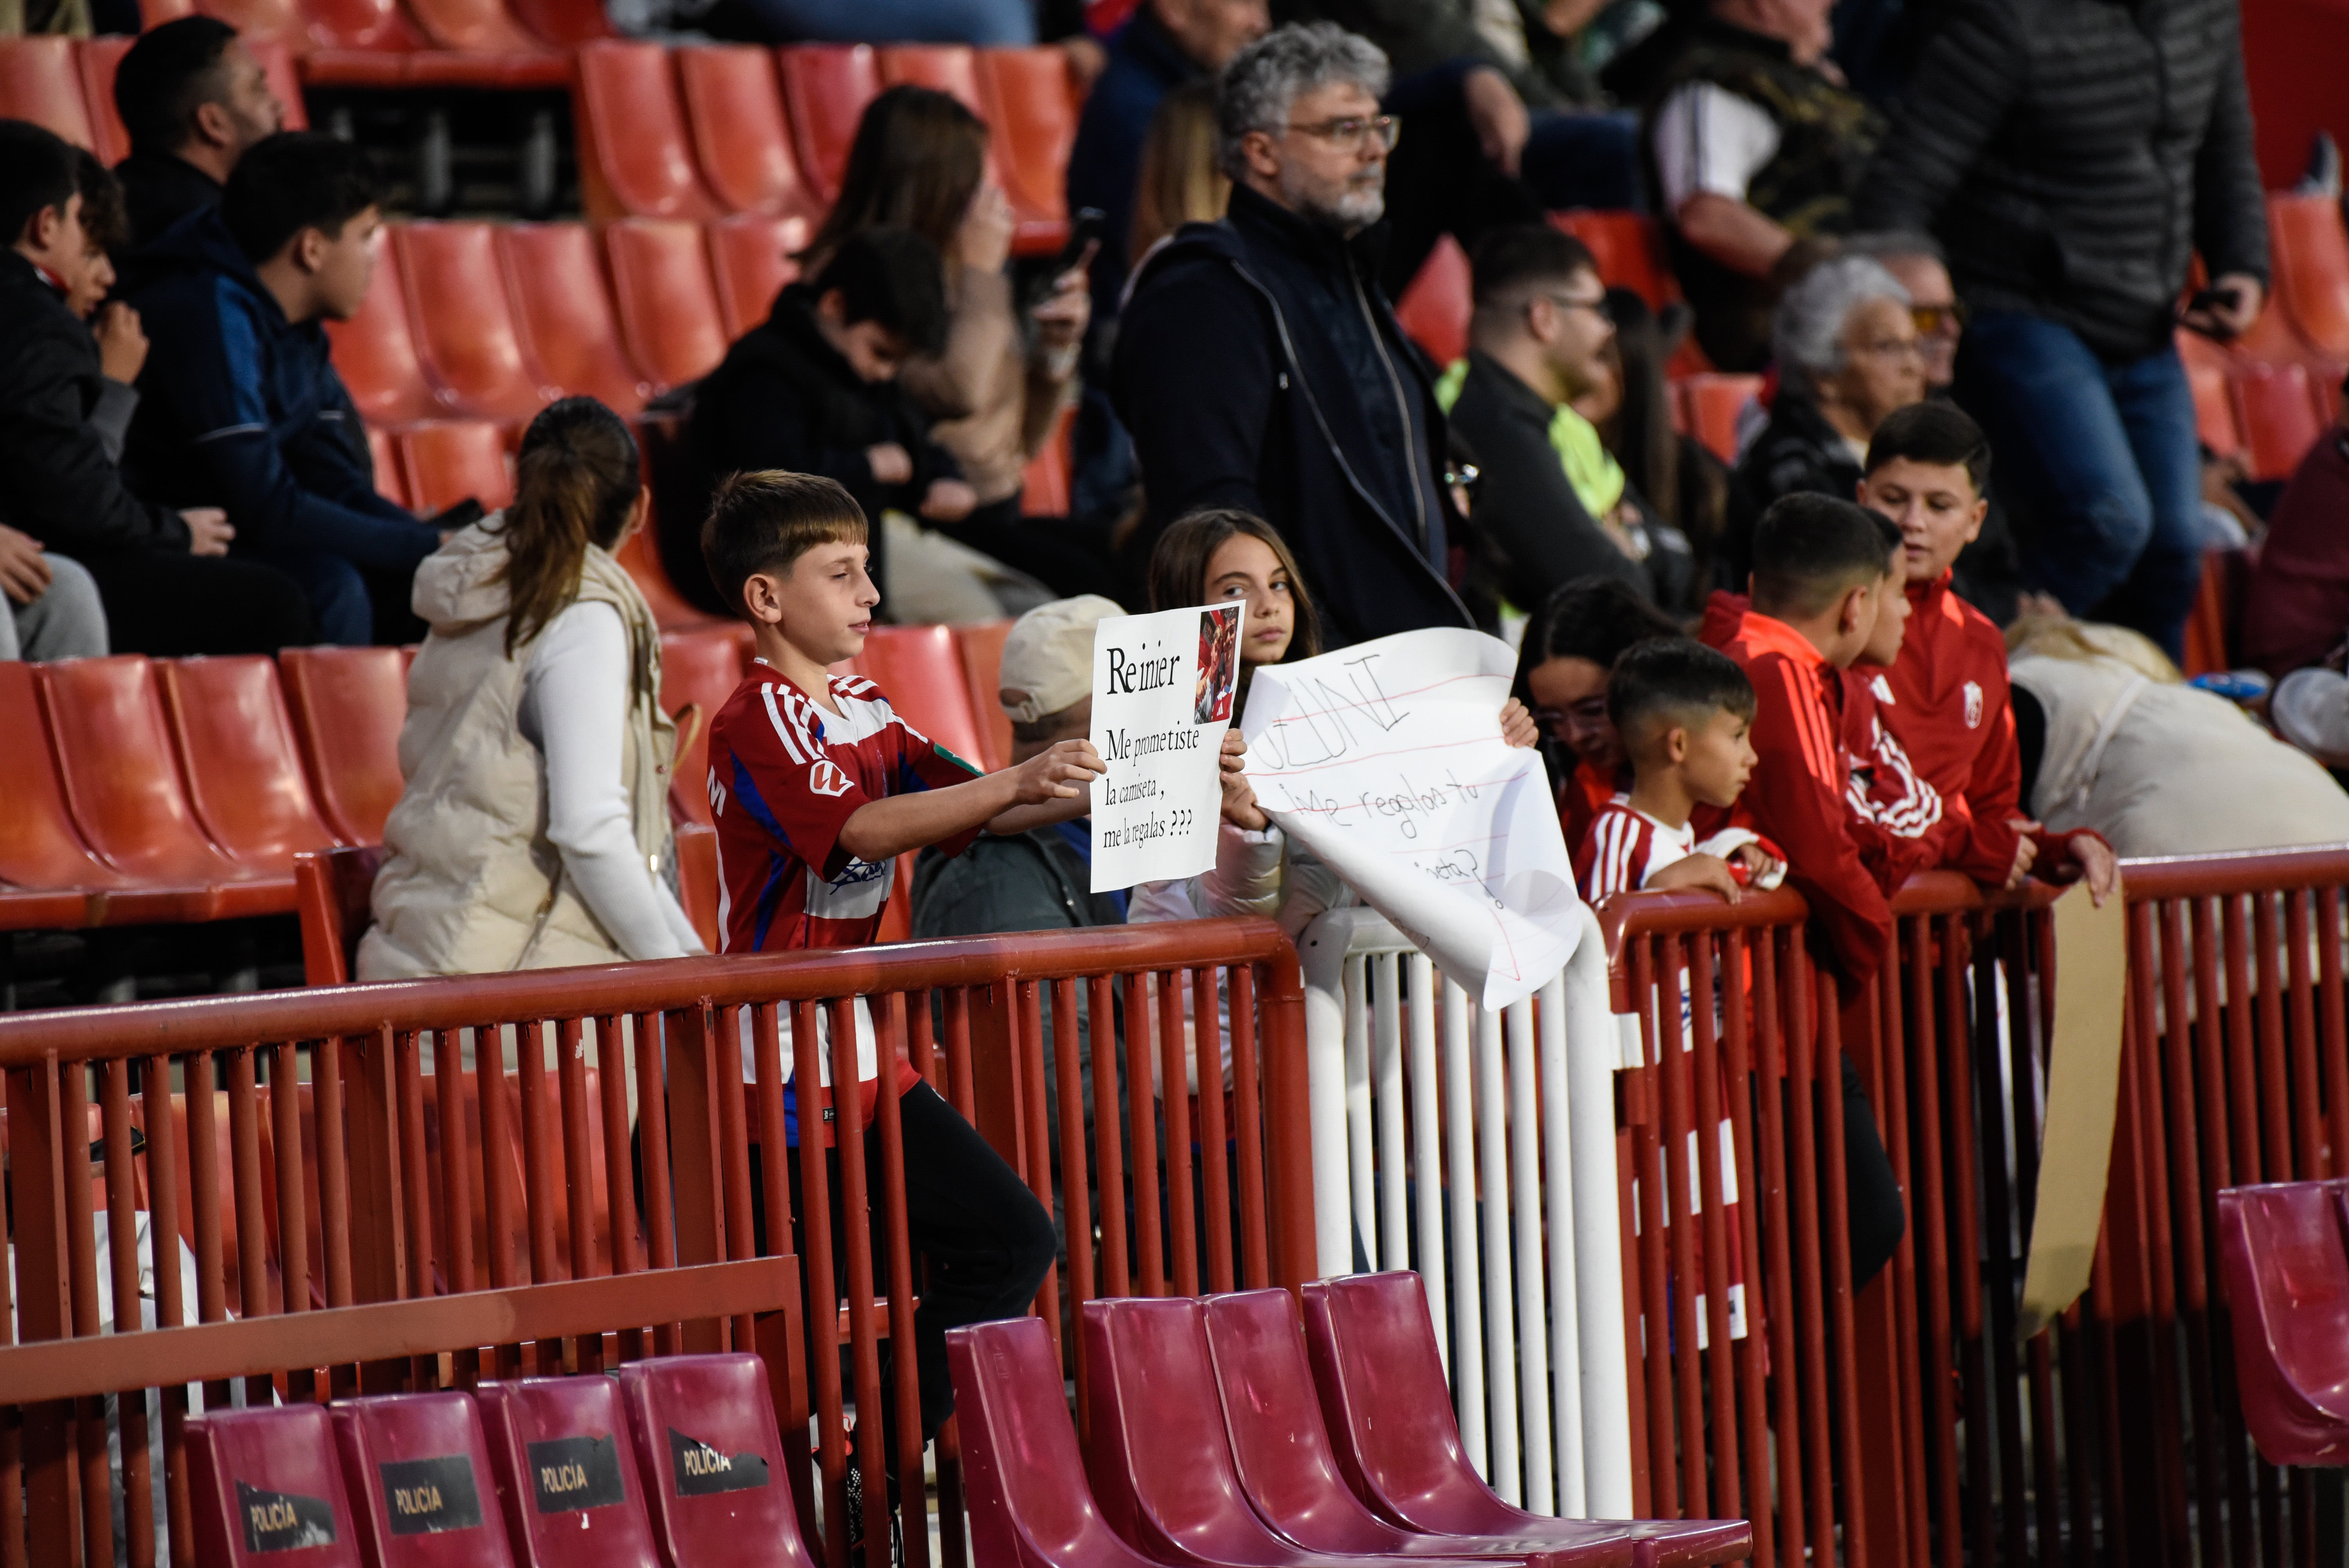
[
  {"x1": 325, "y1": 231, "x2": 442, "y2": 427},
  {"x1": 2215, "y1": 1181, "x2": 2349, "y2": 1467},
  {"x1": 1020, "y1": 404, "x2": 1073, "y2": 518},
  {"x1": 75, "y1": 37, "x2": 134, "y2": 164},
  {"x1": 774, "y1": 43, "x2": 881, "y2": 203},
  {"x1": 156, "y1": 656, "x2": 339, "y2": 880},
  {"x1": 0, "y1": 662, "x2": 190, "y2": 930},
  {"x1": 954, "y1": 620, "x2": 1014, "y2": 772},
  {"x1": 278, "y1": 645, "x2": 410, "y2": 845},
  {"x1": 877, "y1": 44, "x2": 1062, "y2": 253},
  {"x1": 0, "y1": 36, "x2": 98, "y2": 150},
  {"x1": 496, "y1": 222, "x2": 655, "y2": 415},
  {"x1": 978, "y1": 48, "x2": 1078, "y2": 238},
  {"x1": 1674, "y1": 373, "x2": 1761, "y2": 466},
  {"x1": 367, "y1": 425, "x2": 412, "y2": 509},
  {"x1": 2177, "y1": 330, "x2": 2242, "y2": 461},
  {"x1": 1201, "y1": 1290, "x2": 1639, "y2": 1568},
  {"x1": 619, "y1": 517, "x2": 727, "y2": 631},
  {"x1": 35, "y1": 656, "x2": 291, "y2": 914},
  {"x1": 477, "y1": 1374, "x2": 663, "y2": 1568},
  {"x1": 189, "y1": 1406, "x2": 365, "y2": 1568},
  {"x1": 854, "y1": 624, "x2": 993, "y2": 771},
  {"x1": 574, "y1": 40, "x2": 722, "y2": 224},
  {"x1": 2271, "y1": 192, "x2": 2349, "y2": 360},
  {"x1": 1549, "y1": 212, "x2": 1678, "y2": 312},
  {"x1": 294, "y1": 843, "x2": 385, "y2": 984},
  {"x1": 506, "y1": 0, "x2": 611, "y2": 45},
  {"x1": 661, "y1": 625, "x2": 751, "y2": 826},
  {"x1": 400, "y1": 420, "x2": 516, "y2": 515},
  {"x1": 604, "y1": 219, "x2": 731, "y2": 392},
  {"x1": 676, "y1": 45, "x2": 823, "y2": 225},
  {"x1": 331, "y1": 1391, "x2": 514, "y2": 1567},
  {"x1": 400, "y1": 0, "x2": 552, "y2": 62},
  {"x1": 947, "y1": 1315, "x2": 1201, "y2": 1568},
  {"x1": 293, "y1": 0, "x2": 430, "y2": 59},
  {"x1": 615, "y1": 1352, "x2": 819, "y2": 1568},
  {"x1": 1396, "y1": 235, "x2": 1470, "y2": 367},
  {"x1": 708, "y1": 212, "x2": 807, "y2": 342},
  {"x1": 394, "y1": 221, "x2": 556, "y2": 422},
  {"x1": 1299, "y1": 1274, "x2": 1751, "y2": 1568},
  {"x1": 2231, "y1": 361, "x2": 2327, "y2": 482}
]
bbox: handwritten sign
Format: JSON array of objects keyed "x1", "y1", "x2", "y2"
[
  {"x1": 1090, "y1": 603, "x2": 1242, "y2": 892},
  {"x1": 1241, "y1": 628, "x2": 1582, "y2": 1010}
]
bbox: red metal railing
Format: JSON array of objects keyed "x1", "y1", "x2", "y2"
[{"x1": 0, "y1": 919, "x2": 1315, "y2": 1568}]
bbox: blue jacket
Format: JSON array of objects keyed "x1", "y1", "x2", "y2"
[
  {"x1": 120, "y1": 210, "x2": 438, "y2": 576},
  {"x1": 1064, "y1": 6, "x2": 1204, "y2": 309}
]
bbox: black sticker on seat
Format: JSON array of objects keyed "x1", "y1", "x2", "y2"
[
  {"x1": 668, "y1": 1426, "x2": 772, "y2": 1497},
  {"x1": 527, "y1": 1432, "x2": 626, "y2": 1513},
  {"x1": 380, "y1": 1454, "x2": 485, "y2": 1536},
  {"x1": 236, "y1": 1480, "x2": 337, "y2": 1552}
]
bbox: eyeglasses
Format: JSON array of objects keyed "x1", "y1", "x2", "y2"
[
  {"x1": 1531, "y1": 697, "x2": 1610, "y2": 739},
  {"x1": 1284, "y1": 114, "x2": 1401, "y2": 153},
  {"x1": 1910, "y1": 302, "x2": 1967, "y2": 335},
  {"x1": 1537, "y1": 292, "x2": 1613, "y2": 324},
  {"x1": 1852, "y1": 336, "x2": 1926, "y2": 361}
]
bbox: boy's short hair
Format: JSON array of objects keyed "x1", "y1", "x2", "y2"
[
  {"x1": 73, "y1": 149, "x2": 128, "y2": 256},
  {"x1": 114, "y1": 16, "x2": 239, "y2": 157},
  {"x1": 1750, "y1": 494, "x2": 1900, "y2": 620},
  {"x1": 1864, "y1": 400, "x2": 1993, "y2": 496},
  {"x1": 223, "y1": 132, "x2": 379, "y2": 264},
  {"x1": 700, "y1": 470, "x2": 871, "y2": 619},
  {"x1": 1608, "y1": 638, "x2": 1756, "y2": 755},
  {"x1": 0, "y1": 120, "x2": 78, "y2": 251},
  {"x1": 1469, "y1": 223, "x2": 1598, "y2": 311},
  {"x1": 810, "y1": 227, "x2": 949, "y2": 359}
]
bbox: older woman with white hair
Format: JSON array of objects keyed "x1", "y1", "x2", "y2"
[{"x1": 1723, "y1": 253, "x2": 1927, "y2": 586}]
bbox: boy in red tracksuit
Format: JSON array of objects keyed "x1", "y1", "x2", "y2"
[{"x1": 1857, "y1": 403, "x2": 2119, "y2": 903}]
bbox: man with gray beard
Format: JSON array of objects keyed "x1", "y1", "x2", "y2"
[{"x1": 1112, "y1": 23, "x2": 1477, "y2": 646}]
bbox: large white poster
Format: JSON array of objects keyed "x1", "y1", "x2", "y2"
[
  {"x1": 1240, "y1": 628, "x2": 1583, "y2": 1010},
  {"x1": 1089, "y1": 602, "x2": 1242, "y2": 892}
]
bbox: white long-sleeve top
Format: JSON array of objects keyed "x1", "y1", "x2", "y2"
[{"x1": 517, "y1": 600, "x2": 704, "y2": 961}]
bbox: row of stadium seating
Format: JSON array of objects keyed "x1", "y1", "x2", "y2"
[{"x1": 0, "y1": 31, "x2": 307, "y2": 162}]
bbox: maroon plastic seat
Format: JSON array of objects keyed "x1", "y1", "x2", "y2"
[
  {"x1": 1081, "y1": 1296, "x2": 1547, "y2": 1568},
  {"x1": 2215, "y1": 1181, "x2": 2349, "y2": 1466},
  {"x1": 188, "y1": 1404, "x2": 365, "y2": 1568},
  {"x1": 476, "y1": 1374, "x2": 663, "y2": 1568},
  {"x1": 946, "y1": 1315, "x2": 1190, "y2": 1568},
  {"x1": 615, "y1": 1352, "x2": 819, "y2": 1568},
  {"x1": 331, "y1": 1391, "x2": 515, "y2": 1567},
  {"x1": 277, "y1": 645, "x2": 411, "y2": 845},
  {"x1": 156, "y1": 655, "x2": 339, "y2": 878},
  {"x1": 1200, "y1": 1290, "x2": 1636, "y2": 1568},
  {"x1": 1299, "y1": 1274, "x2": 1750, "y2": 1568}
]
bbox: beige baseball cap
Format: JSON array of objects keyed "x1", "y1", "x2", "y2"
[{"x1": 999, "y1": 594, "x2": 1123, "y2": 723}]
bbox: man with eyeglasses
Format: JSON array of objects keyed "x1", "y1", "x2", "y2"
[{"x1": 1113, "y1": 22, "x2": 1478, "y2": 647}]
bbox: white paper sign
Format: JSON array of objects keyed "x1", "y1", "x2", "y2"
[
  {"x1": 1089, "y1": 602, "x2": 1243, "y2": 892},
  {"x1": 1240, "y1": 628, "x2": 1583, "y2": 1010}
]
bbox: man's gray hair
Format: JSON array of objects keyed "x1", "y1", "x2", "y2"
[
  {"x1": 1217, "y1": 23, "x2": 1390, "y2": 181},
  {"x1": 1841, "y1": 230, "x2": 1947, "y2": 265},
  {"x1": 1773, "y1": 254, "x2": 1911, "y2": 383}
]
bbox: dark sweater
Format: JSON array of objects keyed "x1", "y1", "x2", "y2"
[
  {"x1": 116, "y1": 151, "x2": 224, "y2": 253},
  {"x1": 1852, "y1": 0, "x2": 2268, "y2": 362}
]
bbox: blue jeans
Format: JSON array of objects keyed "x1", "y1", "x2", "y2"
[
  {"x1": 728, "y1": 0, "x2": 1033, "y2": 43},
  {"x1": 1953, "y1": 312, "x2": 2204, "y2": 658}
]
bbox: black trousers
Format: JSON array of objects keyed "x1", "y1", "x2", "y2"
[
  {"x1": 936, "y1": 497, "x2": 1126, "y2": 604},
  {"x1": 79, "y1": 550, "x2": 316, "y2": 656},
  {"x1": 1838, "y1": 1051, "x2": 1907, "y2": 1292}
]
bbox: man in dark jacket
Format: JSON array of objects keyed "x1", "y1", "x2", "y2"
[
  {"x1": 122, "y1": 132, "x2": 437, "y2": 646},
  {"x1": 0, "y1": 120, "x2": 310, "y2": 656},
  {"x1": 110, "y1": 17, "x2": 285, "y2": 251},
  {"x1": 1852, "y1": 0, "x2": 2269, "y2": 660},
  {"x1": 1114, "y1": 23, "x2": 1475, "y2": 647}
]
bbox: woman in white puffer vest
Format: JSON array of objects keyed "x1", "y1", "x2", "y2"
[{"x1": 357, "y1": 397, "x2": 704, "y2": 978}]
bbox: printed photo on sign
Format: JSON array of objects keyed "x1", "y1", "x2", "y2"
[
  {"x1": 1089, "y1": 602, "x2": 1240, "y2": 893},
  {"x1": 1196, "y1": 606, "x2": 1239, "y2": 723}
]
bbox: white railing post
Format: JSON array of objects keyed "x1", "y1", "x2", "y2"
[
  {"x1": 1562, "y1": 905, "x2": 1634, "y2": 1519},
  {"x1": 1299, "y1": 915, "x2": 1357, "y2": 1278}
]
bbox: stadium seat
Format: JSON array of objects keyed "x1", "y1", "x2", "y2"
[
  {"x1": 1551, "y1": 211, "x2": 1679, "y2": 311},
  {"x1": 1020, "y1": 405, "x2": 1073, "y2": 518},
  {"x1": 477, "y1": 1374, "x2": 664, "y2": 1568},
  {"x1": 1395, "y1": 235, "x2": 1470, "y2": 367},
  {"x1": 367, "y1": 426, "x2": 412, "y2": 510},
  {"x1": 618, "y1": 517, "x2": 726, "y2": 630},
  {"x1": 0, "y1": 663, "x2": 159, "y2": 930},
  {"x1": 877, "y1": 44, "x2": 1064, "y2": 251},
  {"x1": 292, "y1": 0, "x2": 429, "y2": 64},
  {"x1": 187, "y1": 1405, "x2": 364, "y2": 1568},
  {"x1": 674, "y1": 818, "x2": 720, "y2": 950},
  {"x1": 506, "y1": 0, "x2": 613, "y2": 44},
  {"x1": 774, "y1": 43, "x2": 881, "y2": 203},
  {"x1": 2231, "y1": 361, "x2": 2327, "y2": 482},
  {"x1": 979, "y1": 48, "x2": 1078, "y2": 238},
  {"x1": 575, "y1": 40, "x2": 723, "y2": 224},
  {"x1": 857, "y1": 624, "x2": 993, "y2": 768},
  {"x1": 400, "y1": 420, "x2": 516, "y2": 515},
  {"x1": 954, "y1": 620, "x2": 1013, "y2": 772},
  {"x1": 676, "y1": 45, "x2": 823, "y2": 225},
  {"x1": 294, "y1": 844, "x2": 385, "y2": 985},
  {"x1": 1299, "y1": 1274, "x2": 1752, "y2": 1566},
  {"x1": 331, "y1": 1392, "x2": 515, "y2": 1568},
  {"x1": 278, "y1": 645, "x2": 410, "y2": 844},
  {"x1": 708, "y1": 212, "x2": 806, "y2": 342},
  {"x1": 615, "y1": 1353, "x2": 818, "y2": 1568},
  {"x1": 661, "y1": 626, "x2": 751, "y2": 826},
  {"x1": 497, "y1": 222, "x2": 655, "y2": 415},
  {"x1": 400, "y1": 0, "x2": 558, "y2": 67},
  {"x1": 0, "y1": 36, "x2": 98, "y2": 149},
  {"x1": 34, "y1": 657, "x2": 291, "y2": 914},
  {"x1": 193, "y1": 0, "x2": 304, "y2": 51},
  {"x1": 396, "y1": 221, "x2": 558, "y2": 423},
  {"x1": 74, "y1": 37, "x2": 134, "y2": 164},
  {"x1": 325, "y1": 235, "x2": 443, "y2": 427},
  {"x1": 2177, "y1": 330, "x2": 2243, "y2": 460},
  {"x1": 1676, "y1": 373, "x2": 1762, "y2": 465},
  {"x1": 604, "y1": 219, "x2": 732, "y2": 392},
  {"x1": 2214, "y1": 1181, "x2": 2349, "y2": 1467},
  {"x1": 2271, "y1": 193, "x2": 2349, "y2": 361},
  {"x1": 157, "y1": 656, "x2": 339, "y2": 880}
]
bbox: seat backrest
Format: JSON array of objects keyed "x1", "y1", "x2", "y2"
[
  {"x1": 2176, "y1": 331, "x2": 2242, "y2": 460},
  {"x1": 278, "y1": 645, "x2": 411, "y2": 845},
  {"x1": 296, "y1": 0, "x2": 426, "y2": 53},
  {"x1": 0, "y1": 36, "x2": 97, "y2": 148},
  {"x1": 1677, "y1": 372, "x2": 1763, "y2": 465},
  {"x1": 401, "y1": 420, "x2": 517, "y2": 516},
  {"x1": 676, "y1": 45, "x2": 820, "y2": 221},
  {"x1": 774, "y1": 43, "x2": 881, "y2": 202},
  {"x1": 75, "y1": 37, "x2": 134, "y2": 164},
  {"x1": 2270, "y1": 192, "x2": 2349, "y2": 360},
  {"x1": 1394, "y1": 234, "x2": 1469, "y2": 367},
  {"x1": 978, "y1": 48, "x2": 1076, "y2": 227},
  {"x1": 396, "y1": 222, "x2": 554, "y2": 422},
  {"x1": 1297, "y1": 1272, "x2": 1483, "y2": 1523},
  {"x1": 708, "y1": 212, "x2": 808, "y2": 342},
  {"x1": 401, "y1": 0, "x2": 544, "y2": 57},
  {"x1": 476, "y1": 1374, "x2": 663, "y2": 1568},
  {"x1": 36, "y1": 656, "x2": 248, "y2": 888},
  {"x1": 0, "y1": 662, "x2": 129, "y2": 897},
  {"x1": 368, "y1": 426, "x2": 414, "y2": 509},
  {"x1": 574, "y1": 40, "x2": 720, "y2": 224},
  {"x1": 497, "y1": 222, "x2": 654, "y2": 415},
  {"x1": 193, "y1": 0, "x2": 305, "y2": 50},
  {"x1": 157, "y1": 656, "x2": 338, "y2": 875},
  {"x1": 187, "y1": 1405, "x2": 365, "y2": 1568},
  {"x1": 2232, "y1": 361, "x2": 2326, "y2": 482},
  {"x1": 505, "y1": 0, "x2": 612, "y2": 44},
  {"x1": 1550, "y1": 210, "x2": 1677, "y2": 310},
  {"x1": 325, "y1": 234, "x2": 442, "y2": 427},
  {"x1": 954, "y1": 620, "x2": 1014, "y2": 772},
  {"x1": 331, "y1": 1392, "x2": 515, "y2": 1568},
  {"x1": 1018, "y1": 407, "x2": 1071, "y2": 518},
  {"x1": 660, "y1": 626, "x2": 750, "y2": 826},
  {"x1": 604, "y1": 219, "x2": 731, "y2": 392},
  {"x1": 295, "y1": 844, "x2": 387, "y2": 985},
  {"x1": 2215, "y1": 1182, "x2": 2349, "y2": 1466},
  {"x1": 614, "y1": 1352, "x2": 820, "y2": 1568},
  {"x1": 857, "y1": 624, "x2": 993, "y2": 771}
]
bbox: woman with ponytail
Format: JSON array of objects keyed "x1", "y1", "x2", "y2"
[{"x1": 358, "y1": 397, "x2": 704, "y2": 978}]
